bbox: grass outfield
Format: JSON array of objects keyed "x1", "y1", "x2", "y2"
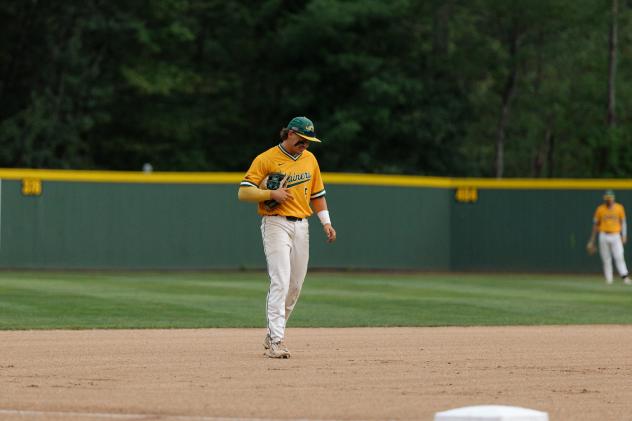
[{"x1": 0, "y1": 271, "x2": 631, "y2": 329}]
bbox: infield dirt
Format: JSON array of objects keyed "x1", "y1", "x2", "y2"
[{"x1": 1, "y1": 326, "x2": 631, "y2": 420}]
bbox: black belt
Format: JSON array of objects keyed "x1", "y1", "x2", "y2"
[{"x1": 269, "y1": 214, "x2": 302, "y2": 222}]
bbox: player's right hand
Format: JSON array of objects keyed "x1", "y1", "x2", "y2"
[
  {"x1": 586, "y1": 242, "x2": 596, "y2": 255},
  {"x1": 270, "y1": 188, "x2": 293, "y2": 203}
]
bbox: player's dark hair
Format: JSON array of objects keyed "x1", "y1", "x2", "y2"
[{"x1": 280, "y1": 128, "x2": 291, "y2": 141}]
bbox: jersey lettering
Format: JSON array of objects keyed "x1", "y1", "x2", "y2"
[{"x1": 286, "y1": 172, "x2": 311, "y2": 185}]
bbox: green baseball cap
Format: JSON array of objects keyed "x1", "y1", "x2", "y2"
[
  {"x1": 287, "y1": 116, "x2": 321, "y2": 143},
  {"x1": 604, "y1": 189, "x2": 615, "y2": 199}
]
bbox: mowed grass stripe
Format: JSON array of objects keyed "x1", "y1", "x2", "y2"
[{"x1": 0, "y1": 272, "x2": 631, "y2": 329}]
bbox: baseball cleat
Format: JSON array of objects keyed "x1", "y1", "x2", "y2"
[
  {"x1": 265, "y1": 340, "x2": 291, "y2": 359},
  {"x1": 263, "y1": 333, "x2": 271, "y2": 350},
  {"x1": 624, "y1": 277, "x2": 632, "y2": 285}
]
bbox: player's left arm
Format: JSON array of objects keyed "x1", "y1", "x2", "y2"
[
  {"x1": 311, "y1": 196, "x2": 336, "y2": 243},
  {"x1": 309, "y1": 159, "x2": 336, "y2": 243},
  {"x1": 620, "y1": 205, "x2": 627, "y2": 244}
]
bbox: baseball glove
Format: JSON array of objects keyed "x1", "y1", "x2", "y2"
[
  {"x1": 586, "y1": 241, "x2": 597, "y2": 256},
  {"x1": 265, "y1": 172, "x2": 286, "y2": 190},
  {"x1": 263, "y1": 172, "x2": 286, "y2": 211}
]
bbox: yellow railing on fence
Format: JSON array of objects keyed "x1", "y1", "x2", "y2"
[{"x1": 0, "y1": 168, "x2": 631, "y2": 189}]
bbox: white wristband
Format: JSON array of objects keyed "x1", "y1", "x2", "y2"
[{"x1": 317, "y1": 210, "x2": 331, "y2": 226}]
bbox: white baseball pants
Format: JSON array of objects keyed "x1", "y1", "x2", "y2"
[
  {"x1": 261, "y1": 215, "x2": 309, "y2": 342},
  {"x1": 598, "y1": 232, "x2": 629, "y2": 283}
]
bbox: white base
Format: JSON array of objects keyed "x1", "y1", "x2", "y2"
[{"x1": 434, "y1": 405, "x2": 549, "y2": 421}]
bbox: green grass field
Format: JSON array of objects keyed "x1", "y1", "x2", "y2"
[{"x1": 0, "y1": 271, "x2": 631, "y2": 329}]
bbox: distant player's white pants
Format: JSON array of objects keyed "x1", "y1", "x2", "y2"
[
  {"x1": 598, "y1": 232, "x2": 629, "y2": 283},
  {"x1": 261, "y1": 216, "x2": 309, "y2": 342}
]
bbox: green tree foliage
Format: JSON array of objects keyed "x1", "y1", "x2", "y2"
[{"x1": 0, "y1": 0, "x2": 630, "y2": 177}]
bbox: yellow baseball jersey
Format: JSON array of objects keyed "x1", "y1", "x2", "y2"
[
  {"x1": 594, "y1": 203, "x2": 626, "y2": 233},
  {"x1": 240, "y1": 144, "x2": 326, "y2": 218}
]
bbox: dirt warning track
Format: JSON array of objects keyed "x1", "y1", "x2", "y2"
[{"x1": 1, "y1": 326, "x2": 631, "y2": 420}]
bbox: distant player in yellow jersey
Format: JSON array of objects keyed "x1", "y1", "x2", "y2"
[
  {"x1": 587, "y1": 190, "x2": 632, "y2": 285},
  {"x1": 237, "y1": 116, "x2": 336, "y2": 358}
]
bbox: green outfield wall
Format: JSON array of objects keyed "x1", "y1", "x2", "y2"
[{"x1": 0, "y1": 169, "x2": 630, "y2": 272}]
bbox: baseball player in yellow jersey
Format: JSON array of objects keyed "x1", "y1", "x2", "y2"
[
  {"x1": 587, "y1": 190, "x2": 632, "y2": 285},
  {"x1": 237, "y1": 116, "x2": 336, "y2": 358}
]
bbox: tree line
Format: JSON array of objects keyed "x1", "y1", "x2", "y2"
[{"x1": 0, "y1": 0, "x2": 630, "y2": 177}]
